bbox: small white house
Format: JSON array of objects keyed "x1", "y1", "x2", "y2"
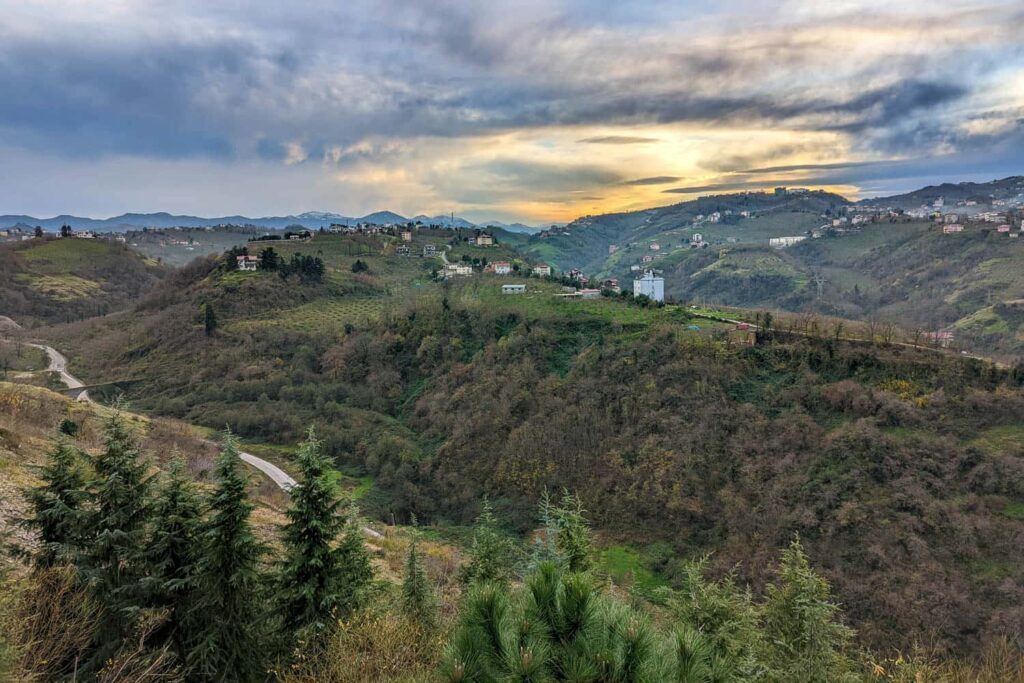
[
  {"x1": 476, "y1": 234, "x2": 495, "y2": 246},
  {"x1": 533, "y1": 264, "x2": 552, "y2": 277},
  {"x1": 502, "y1": 284, "x2": 526, "y2": 294},
  {"x1": 633, "y1": 270, "x2": 664, "y2": 302}
]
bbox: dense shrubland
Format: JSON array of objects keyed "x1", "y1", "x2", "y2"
[{"x1": 8, "y1": 416, "x2": 1020, "y2": 681}]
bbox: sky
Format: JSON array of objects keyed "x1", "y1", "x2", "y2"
[{"x1": 1, "y1": 0, "x2": 1023, "y2": 224}]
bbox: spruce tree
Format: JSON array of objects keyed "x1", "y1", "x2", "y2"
[
  {"x1": 760, "y1": 538, "x2": 854, "y2": 682},
  {"x1": 333, "y1": 508, "x2": 374, "y2": 617},
  {"x1": 22, "y1": 437, "x2": 87, "y2": 567},
  {"x1": 529, "y1": 490, "x2": 594, "y2": 573},
  {"x1": 79, "y1": 411, "x2": 153, "y2": 652},
  {"x1": 186, "y1": 432, "x2": 267, "y2": 681},
  {"x1": 276, "y1": 429, "x2": 372, "y2": 638},
  {"x1": 401, "y1": 528, "x2": 436, "y2": 627},
  {"x1": 551, "y1": 490, "x2": 594, "y2": 572},
  {"x1": 459, "y1": 497, "x2": 516, "y2": 587},
  {"x1": 141, "y1": 458, "x2": 202, "y2": 664}
]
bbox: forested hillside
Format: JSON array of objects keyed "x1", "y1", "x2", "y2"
[
  {"x1": 35, "y1": 235, "x2": 1024, "y2": 658},
  {"x1": 0, "y1": 237, "x2": 166, "y2": 326}
]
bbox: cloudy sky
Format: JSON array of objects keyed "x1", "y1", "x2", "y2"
[{"x1": 2, "y1": 0, "x2": 1023, "y2": 223}]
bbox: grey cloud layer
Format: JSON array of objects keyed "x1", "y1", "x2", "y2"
[{"x1": 0, "y1": 0, "x2": 1021, "y2": 207}]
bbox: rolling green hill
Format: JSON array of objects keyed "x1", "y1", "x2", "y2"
[
  {"x1": 0, "y1": 237, "x2": 167, "y2": 325},
  {"x1": 521, "y1": 189, "x2": 848, "y2": 274},
  {"x1": 522, "y1": 178, "x2": 1024, "y2": 360}
]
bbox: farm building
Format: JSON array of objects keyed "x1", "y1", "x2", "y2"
[{"x1": 502, "y1": 284, "x2": 526, "y2": 294}]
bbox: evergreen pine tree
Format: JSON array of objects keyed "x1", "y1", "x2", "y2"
[
  {"x1": 459, "y1": 497, "x2": 516, "y2": 587},
  {"x1": 22, "y1": 437, "x2": 87, "y2": 567},
  {"x1": 441, "y1": 562, "x2": 657, "y2": 682},
  {"x1": 186, "y1": 432, "x2": 267, "y2": 681},
  {"x1": 79, "y1": 411, "x2": 153, "y2": 655},
  {"x1": 760, "y1": 538, "x2": 855, "y2": 682},
  {"x1": 276, "y1": 429, "x2": 372, "y2": 639},
  {"x1": 141, "y1": 458, "x2": 202, "y2": 665},
  {"x1": 401, "y1": 526, "x2": 436, "y2": 627}
]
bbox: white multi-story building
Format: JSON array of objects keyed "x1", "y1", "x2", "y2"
[
  {"x1": 769, "y1": 235, "x2": 806, "y2": 248},
  {"x1": 633, "y1": 270, "x2": 664, "y2": 302}
]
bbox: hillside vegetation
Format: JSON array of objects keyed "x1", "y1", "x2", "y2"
[
  {"x1": 3, "y1": 384, "x2": 1021, "y2": 681},
  {"x1": 522, "y1": 190, "x2": 847, "y2": 274},
  {"x1": 526, "y1": 179, "x2": 1024, "y2": 359},
  {"x1": 33, "y1": 234, "x2": 1024, "y2": 659},
  {"x1": 0, "y1": 237, "x2": 166, "y2": 326}
]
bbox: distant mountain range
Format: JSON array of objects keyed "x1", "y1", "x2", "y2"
[{"x1": 0, "y1": 210, "x2": 545, "y2": 233}]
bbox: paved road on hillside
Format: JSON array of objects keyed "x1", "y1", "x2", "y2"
[
  {"x1": 238, "y1": 451, "x2": 296, "y2": 490},
  {"x1": 4, "y1": 333, "x2": 297, "y2": 491},
  {"x1": 3, "y1": 328, "x2": 383, "y2": 538},
  {"x1": 27, "y1": 342, "x2": 91, "y2": 402}
]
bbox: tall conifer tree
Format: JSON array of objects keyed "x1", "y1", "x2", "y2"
[
  {"x1": 22, "y1": 437, "x2": 87, "y2": 567},
  {"x1": 276, "y1": 429, "x2": 372, "y2": 638},
  {"x1": 79, "y1": 411, "x2": 153, "y2": 656},
  {"x1": 186, "y1": 432, "x2": 267, "y2": 681},
  {"x1": 401, "y1": 524, "x2": 435, "y2": 627},
  {"x1": 141, "y1": 458, "x2": 202, "y2": 664}
]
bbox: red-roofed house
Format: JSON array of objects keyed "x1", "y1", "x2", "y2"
[{"x1": 236, "y1": 255, "x2": 260, "y2": 271}]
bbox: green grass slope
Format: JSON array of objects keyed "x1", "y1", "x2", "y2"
[{"x1": 0, "y1": 237, "x2": 166, "y2": 325}]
